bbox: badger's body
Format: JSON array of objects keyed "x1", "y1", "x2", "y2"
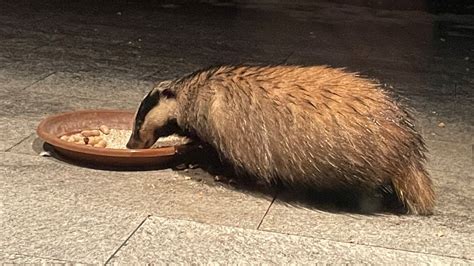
[{"x1": 127, "y1": 65, "x2": 435, "y2": 215}]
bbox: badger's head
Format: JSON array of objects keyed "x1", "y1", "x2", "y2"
[{"x1": 126, "y1": 81, "x2": 178, "y2": 149}]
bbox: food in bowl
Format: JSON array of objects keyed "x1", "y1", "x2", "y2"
[{"x1": 58, "y1": 124, "x2": 190, "y2": 149}]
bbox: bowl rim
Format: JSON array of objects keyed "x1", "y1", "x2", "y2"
[{"x1": 36, "y1": 109, "x2": 178, "y2": 158}]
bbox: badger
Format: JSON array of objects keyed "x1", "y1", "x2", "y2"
[{"x1": 127, "y1": 65, "x2": 435, "y2": 215}]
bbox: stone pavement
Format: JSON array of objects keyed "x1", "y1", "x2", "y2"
[{"x1": 0, "y1": 0, "x2": 473, "y2": 264}]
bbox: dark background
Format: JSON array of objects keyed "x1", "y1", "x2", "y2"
[{"x1": 2, "y1": 0, "x2": 473, "y2": 14}]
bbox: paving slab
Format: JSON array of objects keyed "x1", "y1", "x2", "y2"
[
  {"x1": 25, "y1": 71, "x2": 153, "y2": 102},
  {"x1": 0, "y1": 152, "x2": 272, "y2": 262},
  {"x1": 432, "y1": 169, "x2": 474, "y2": 218},
  {"x1": 0, "y1": 153, "x2": 147, "y2": 263},
  {"x1": 259, "y1": 170, "x2": 473, "y2": 260},
  {"x1": 0, "y1": 68, "x2": 53, "y2": 91},
  {"x1": 140, "y1": 59, "x2": 204, "y2": 81},
  {"x1": 7, "y1": 47, "x2": 143, "y2": 76},
  {"x1": 0, "y1": 90, "x2": 135, "y2": 120},
  {"x1": 425, "y1": 140, "x2": 473, "y2": 177},
  {"x1": 289, "y1": 51, "x2": 471, "y2": 82},
  {"x1": 4, "y1": 133, "x2": 45, "y2": 156},
  {"x1": 0, "y1": 2, "x2": 295, "y2": 72},
  {"x1": 0, "y1": 37, "x2": 46, "y2": 60},
  {"x1": 0, "y1": 26, "x2": 63, "y2": 49},
  {"x1": 0, "y1": 252, "x2": 83, "y2": 265},
  {"x1": 420, "y1": 120, "x2": 473, "y2": 145},
  {"x1": 0, "y1": 117, "x2": 37, "y2": 152},
  {"x1": 366, "y1": 69, "x2": 473, "y2": 98},
  {"x1": 33, "y1": 37, "x2": 142, "y2": 64},
  {"x1": 0, "y1": 0, "x2": 472, "y2": 264},
  {"x1": 405, "y1": 95, "x2": 473, "y2": 144},
  {"x1": 107, "y1": 215, "x2": 472, "y2": 264},
  {"x1": 279, "y1": 5, "x2": 472, "y2": 76}
]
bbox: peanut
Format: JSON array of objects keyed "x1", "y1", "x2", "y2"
[
  {"x1": 94, "y1": 140, "x2": 107, "y2": 148},
  {"x1": 60, "y1": 135, "x2": 69, "y2": 141},
  {"x1": 99, "y1": 125, "x2": 110, "y2": 135},
  {"x1": 67, "y1": 136, "x2": 76, "y2": 142},
  {"x1": 87, "y1": 136, "x2": 101, "y2": 146},
  {"x1": 81, "y1": 130, "x2": 100, "y2": 137},
  {"x1": 72, "y1": 134, "x2": 82, "y2": 141}
]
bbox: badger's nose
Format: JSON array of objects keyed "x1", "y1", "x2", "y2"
[
  {"x1": 126, "y1": 138, "x2": 142, "y2": 149},
  {"x1": 126, "y1": 141, "x2": 135, "y2": 149}
]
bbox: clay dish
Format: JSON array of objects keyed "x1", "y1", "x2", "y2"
[{"x1": 36, "y1": 109, "x2": 190, "y2": 167}]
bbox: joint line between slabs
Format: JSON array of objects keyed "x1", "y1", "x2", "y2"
[
  {"x1": 256, "y1": 190, "x2": 278, "y2": 230},
  {"x1": 20, "y1": 71, "x2": 56, "y2": 91},
  {"x1": 4, "y1": 133, "x2": 35, "y2": 152},
  {"x1": 104, "y1": 215, "x2": 150, "y2": 265},
  {"x1": 4, "y1": 252, "x2": 90, "y2": 265},
  {"x1": 258, "y1": 226, "x2": 473, "y2": 261}
]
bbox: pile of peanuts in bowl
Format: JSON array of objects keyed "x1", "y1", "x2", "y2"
[{"x1": 59, "y1": 125, "x2": 110, "y2": 148}]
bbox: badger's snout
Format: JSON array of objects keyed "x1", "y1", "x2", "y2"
[
  {"x1": 127, "y1": 128, "x2": 161, "y2": 149},
  {"x1": 126, "y1": 133, "x2": 151, "y2": 149},
  {"x1": 126, "y1": 137, "x2": 143, "y2": 149}
]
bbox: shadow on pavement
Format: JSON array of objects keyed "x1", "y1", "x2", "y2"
[{"x1": 41, "y1": 135, "x2": 409, "y2": 216}]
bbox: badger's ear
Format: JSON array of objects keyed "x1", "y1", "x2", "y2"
[
  {"x1": 154, "y1": 80, "x2": 175, "y2": 98},
  {"x1": 157, "y1": 80, "x2": 172, "y2": 88},
  {"x1": 160, "y1": 88, "x2": 175, "y2": 99}
]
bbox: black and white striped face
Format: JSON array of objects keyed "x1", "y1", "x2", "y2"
[{"x1": 126, "y1": 82, "x2": 178, "y2": 149}]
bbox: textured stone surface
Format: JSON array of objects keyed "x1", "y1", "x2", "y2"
[
  {"x1": 425, "y1": 140, "x2": 473, "y2": 177},
  {"x1": 107, "y1": 215, "x2": 472, "y2": 264},
  {"x1": 0, "y1": 90, "x2": 135, "y2": 120},
  {"x1": 25, "y1": 71, "x2": 153, "y2": 102},
  {"x1": 0, "y1": 0, "x2": 472, "y2": 263},
  {"x1": 259, "y1": 170, "x2": 474, "y2": 260},
  {"x1": 0, "y1": 152, "x2": 271, "y2": 262},
  {"x1": 0, "y1": 117, "x2": 37, "y2": 151},
  {"x1": 0, "y1": 252, "x2": 82, "y2": 264},
  {"x1": 407, "y1": 96, "x2": 474, "y2": 144},
  {"x1": 0, "y1": 154, "x2": 146, "y2": 263},
  {"x1": 3, "y1": 134, "x2": 44, "y2": 156},
  {"x1": 0, "y1": 68, "x2": 53, "y2": 91},
  {"x1": 368, "y1": 69, "x2": 473, "y2": 98}
]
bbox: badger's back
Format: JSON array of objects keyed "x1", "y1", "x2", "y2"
[{"x1": 175, "y1": 65, "x2": 434, "y2": 214}]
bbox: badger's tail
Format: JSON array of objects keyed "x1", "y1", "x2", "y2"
[{"x1": 391, "y1": 163, "x2": 435, "y2": 215}]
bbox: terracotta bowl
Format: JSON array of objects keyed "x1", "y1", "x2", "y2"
[{"x1": 36, "y1": 109, "x2": 191, "y2": 168}]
